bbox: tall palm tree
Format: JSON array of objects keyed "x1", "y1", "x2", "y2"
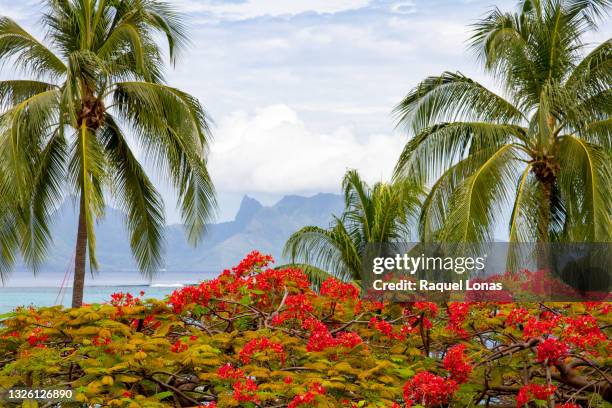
[
  {"x1": 393, "y1": 0, "x2": 611, "y2": 246},
  {"x1": 0, "y1": 0, "x2": 215, "y2": 307},
  {"x1": 283, "y1": 170, "x2": 422, "y2": 285}
]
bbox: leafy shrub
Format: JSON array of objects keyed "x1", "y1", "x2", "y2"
[{"x1": 0, "y1": 252, "x2": 610, "y2": 407}]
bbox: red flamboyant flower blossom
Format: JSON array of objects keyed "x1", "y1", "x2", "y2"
[
  {"x1": 288, "y1": 383, "x2": 326, "y2": 408},
  {"x1": 537, "y1": 338, "x2": 569, "y2": 364},
  {"x1": 239, "y1": 338, "x2": 285, "y2": 364},
  {"x1": 170, "y1": 340, "x2": 188, "y2": 353},
  {"x1": 320, "y1": 278, "x2": 359, "y2": 301},
  {"x1": 92, "y1": 335, "x2": 111, "y2": 346},
  {"x1": 447, "y1": 302, "x2": 472, "y2": 337},
  {"x1": 564, "y1": 315, "x2": 606, "y2": 351},
  {"x1": 523, "y1": 311, "x2": 561, "y2": 338},
  {"x1": 109, "y1": 292, "x2": 139, "y2": 307},
  {"x1": 443, "y1": 344, "x2": 472, "y2": 383},
  {"x1": 506, "y1": 308, "x2": 529, "y2": 327},
  {"x1": 403, "y1": 371, "x2": 457, "y2": 407},
  {"x1": 369, "y1": 317, "x2": 405, "y2": 340},
  {"x1": 305, "y1": 319, "x2": 363, "y2": 352},
  {"x1": 559, "y1": 403, "x2": 580, "y2": 408},
  {"x1": 232, "y1": 251, "x2": 274, "y2": 278},
  {"x1": 27, "y1": 328, "x2": 48, "y2": 348},
  {"x1": 233, "y1": 378, "x2": 258, "y2": 403},
  {"x1": 516, "y1": 384, "x2": 556, "y2": 407},
  {"x1": 413, "y1": 302, "x2": 438, "y2": 317},
  {"x1": 217, "y1": 363, "x2": 245, "y2": 380}
]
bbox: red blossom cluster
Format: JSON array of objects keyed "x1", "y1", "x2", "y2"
[
  {"x1": 403, "y1": 371, "x2": 458, "y2": 407},
  {"x1": 239, "y1": 337, "x2": 285, "y2": 364},
  {"x1": 320, "y1": 278, "x2": 359, "y2": 301},
  {"x1": 217, "y1": 363, "x2": 258, "y2": 403},
  {"x1": 92, "y1": 335, "x2": 111, "y2": 346},
  {"x1": 287, "y1": 383, "x2": 326, "y2": 408},
  {"x1": 170, "y1": 340, "x2": 188, "y2": 353},
  {"x1": 443, "y1": 344, "x2": 472, "y2": 383},
  {"x1": 516, "y1": 384, "x2": 556, "y2": 407},
  {"x1": 217, "y1": 363, "x2": 244, "y2": 380},
  {"x1": 523, "y1": 311, "x2": 562, "y2": 338},
  {"x1": 109, "y1": 292, "x2": 140, "y2": 307},
  {"x1": 305, "y1": 319, "x2": 362, "y2": 352},
  {"x1": 564, "y1": 315, "x2": 606, "y2": 351},
  {"x1": 26, "y1": 328, "x2": 48, "y2": 348},
  {"x1": 446, "y1": 302, "x2": 471, "y2": 336},
  {"x1": 271, "y1": 294, "x2": 314, "y2": 325},
  {"x1": 232, "y1": 378, "x2": 258, "y2": 403},
  {"x1": 505, "y1": 307, "x2": 529, "y2": 327},
  {"x1": 152, "y1": 252, "x2": 610, "y2": 407},
  {"x1": 130, "y1": 315, "x2": 161, "y2": 330},
  {"x1": 536, "y1": 338, "x2": 568, "y2": 364},
  {"x1": 368, "y1": 317, "x2": 406, "y2": 340}
]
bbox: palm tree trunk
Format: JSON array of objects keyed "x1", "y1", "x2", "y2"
[
  {"x1": 536, "y1": 181, "x2": 552, "y2": 271},
  {"x1": 71, "y1": 198, "x2": 87, "y2": 308}
]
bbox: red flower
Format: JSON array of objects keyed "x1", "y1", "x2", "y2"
[
  {"x1": 217, "y1": 363, "x2": 244, "y2": 380},
  {"x1": 233, "y1": 378, "x2": 258, "y2": 403},
  {"x1": 288, "y1": 383, "x2": 326, "y2": 408},
  {"x1": 403, "y1": 371, "x2": 457, "y2": 407},
  {"x1": 447, "y1": 303, "x2": 471, "y2": 337},
  {"x1": 443, "y1": 344, "x2": 472, "y2": 383},
  {"x1": 506, "y1": 308, "x2": 529, "y2": 327},
  {"x1": 369, "y1": 317, "x2": 405, "y2": 340},
  {"x1": 536, "y1": 338, "x2": 569, "y2": 365},
  {"x1": 516, "y1": 384, "x2": 556, "y2": 407},
  {"x1": 92, "y1": 335, "x2": 111, "y2": 346},
  {"x1": 320, "y1": 278, "x2": 359, "y2": 301},
  {"x1": 170, "y1": 340, "x2": 188, "y2": 353},
  {"x1": 413, "y1": 302, "x2": 439, "y2": 318},
  {"x1": 239, "y1": 338, "x2": 285, "y2": 364}
]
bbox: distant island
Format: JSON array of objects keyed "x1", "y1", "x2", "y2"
[{"x1": 10, "y1": 193, "x2": 343, "y2": 276}]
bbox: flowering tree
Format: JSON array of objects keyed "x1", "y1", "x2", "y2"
[{"x1": 0, "y1": 252, "x2": 610, "y2": 407}]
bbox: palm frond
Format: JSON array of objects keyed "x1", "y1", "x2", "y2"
[
  {"x1": 0, "y1": 17, "x2": 66, "y2": 79},
  {"x1": 557, "y1": 134, "x2": 612, "y2": 241},
  {"x1": 393, "y1": 72, "x2": 525, "y2": 134},
  {"x1": 100, "y1": 115, "x2": 165, "y2": 276},
  {"x1": 112, "y1": 81, "x2": 215, "y2": 244}
]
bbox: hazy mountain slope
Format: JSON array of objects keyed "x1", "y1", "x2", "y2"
[{"x1": 14, "y1": 193, "x2": 343, "y2": 274}]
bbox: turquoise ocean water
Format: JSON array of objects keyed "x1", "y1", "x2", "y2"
[
  {"x1": 0, "y1": 270, "x2": 218, "y2": 313},
  {"x1": 0, "y1": 285, "x2": 181, "y2": 313}
]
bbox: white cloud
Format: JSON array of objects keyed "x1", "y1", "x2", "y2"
[
  {"x1": 176, "y1": 0, "x2": 372, "y2": 20},
  {"x1": 208, "y1": 105, "x2": 406, "y2": 193}
]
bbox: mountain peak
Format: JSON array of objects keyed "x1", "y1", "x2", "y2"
[{"x1": 235, "y1": 195, "x2": 263, "y2": 224}]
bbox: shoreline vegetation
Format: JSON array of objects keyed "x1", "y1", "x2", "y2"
[{"x1": 0, "y1": 0, "x2": 610, "y2": 407}]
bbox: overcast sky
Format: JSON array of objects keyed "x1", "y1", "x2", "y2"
[{"x1": 1, "y1": 0, "x2": 610, "y2": 223}]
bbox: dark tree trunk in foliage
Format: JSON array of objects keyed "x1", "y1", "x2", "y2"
[
  {"x1": 71, "y1": 198, "x2": 87, "y2": 308},
  {"x1": 536, "y1": 178, "x2": 554, "y2": 271}
]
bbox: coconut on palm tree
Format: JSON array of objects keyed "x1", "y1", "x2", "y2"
[
  {"x1": 393, "y1": 0, "x2": 611, "y2": 246},
  {"x1": 0, "y1": 0, "x2": 215, "y2": 307},
  {"x1": 283, "y1": 170, "x2": 422, "y2": 285}
]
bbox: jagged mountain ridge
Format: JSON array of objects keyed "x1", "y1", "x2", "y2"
[{"x1": 14, "y1": 193, "x2": 344, "y2": 273}]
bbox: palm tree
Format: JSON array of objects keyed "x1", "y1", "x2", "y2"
[
  {"x1": 393, "y1": 0, "x2": 611, "y2": 247},
  {"x1": 0, "y1": 0, "x2": 215, "y2": 307},
  {"x1": 283, "y1": 170, "x2": 422, "y2": 285}
]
